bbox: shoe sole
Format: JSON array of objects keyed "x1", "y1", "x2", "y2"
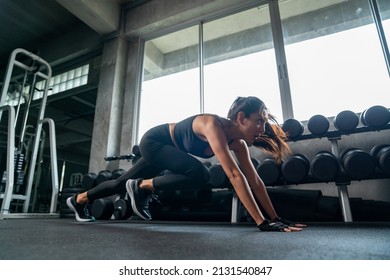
[
  {"x1": 66, "y1": 197, "x2": 94, "y2": 222},
  {"x1": 126, "y1": 180, "x2": 150, "y2": 221}
]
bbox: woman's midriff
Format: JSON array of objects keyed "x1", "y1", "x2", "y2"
[{"x1": 169, "y1": 123, "x2": 180, "y2": 149}]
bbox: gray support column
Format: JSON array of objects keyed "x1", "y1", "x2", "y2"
[
  {"x1": 89, "y1": 36, "x2": 128, "y2": 172},
  {"x1": 118, "y1": 39, "x2": 143, "y2": 171}
]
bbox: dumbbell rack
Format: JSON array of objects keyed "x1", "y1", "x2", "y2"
[
  {"x1": 0, "y1": 48, "x2": 59, "y2": 219},
  {"x1": 229, "y1": 134, "x2": 355, "y2": 224},
  {"x1": 314, "y1": 124, "x2": 390, "y2": 222},
  {"x1": 231, "y1": 123, "x2": 390, "y2": 224}
]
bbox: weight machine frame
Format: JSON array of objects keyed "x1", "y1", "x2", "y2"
[{"x1": 0, "y1": 48, "x2": 59, "y2": 219}]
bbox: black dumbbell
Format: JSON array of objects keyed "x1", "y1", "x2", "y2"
[
  {"x1": 132, "y1": 145, "x2": 141, "y2": 157},
  {"x1": 256, "y1": 158, "x2": 281, "y2": 186},
  {"x1": 310, "y1": 151, "x2": 339, "y2": 182},
  {"x1": 208, "y1": 164, "x2": 228, "y2": 188},
  {"x1": 113, "y1": 199, "x2": 133, "y2": 220},
  {"x1": 361, "y1": 105, "x2": 390, "y2": 130},
  {"x1": 132, "y1": 145, "x2": 142, "y2": 164},
  {"x1": 333, "y1": 110, "x2": 359, "y2": 134},
  {"x1": 82, "y1": 172, "x2": 97, "y2": 190},
  {"x1": 341, "y1": 148, "x2": 375, "y2": 180},
  {"x1": 370, "y1": 144, "x2": 390, "y2": 176},
  {"x1": 370, "y1": 144, "x2": 388, "y2": 165},
  {"x1": 307, "y1": 114, "x2": 329, "y2": 137},
  {"x1": 91, "y1": 198, "x2": 114, "y2": 220},
  {"x1": 96, "y1": 170, "x2": 112, "y2": 185},
  {"x1": 377, "y1": 146, "x2": 390, "y2": 176},
  {"x1": 281, "y1": 153, "x2": 310, "y2": 184},
  {"x1": 112, "y1": 169, "x2": 125, "y2": 179},
  {"x1": 91, "y1": 198, "x2": 133, "y2": 220},
  {"x1": 282, "y1": 118, "x2": 304, "y2": 140}
]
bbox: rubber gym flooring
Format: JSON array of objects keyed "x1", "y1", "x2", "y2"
[{"x1": 0, "y1": 218, "x2": 389, "y2": 260}]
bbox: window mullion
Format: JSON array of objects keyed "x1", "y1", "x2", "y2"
[
  {"x1": 199, "y1": 22, "x2": 205, "y2": 114},
  {"x1": 269, "y1": 0, "x2": 293, "y2": 120},
  {"x1": 369, "y1": 0, "x2": 390, "y2": 77}
]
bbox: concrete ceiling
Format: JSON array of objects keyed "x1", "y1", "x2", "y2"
[{"x1": 0, "y1": 0, "x2": 151, "y2": 67}]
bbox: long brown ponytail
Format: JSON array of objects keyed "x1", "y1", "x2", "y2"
[{"x1": 253, "y1": 113, "x2": 291, "y2": 164}]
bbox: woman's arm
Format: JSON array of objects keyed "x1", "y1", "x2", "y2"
[
  {"x1": 233, "y1": 141, "x2": 306, "y2": 228},
  {"x1": 231, "y1": 140, "x2": 278, "y2": 220},
  {"x1": 198, "y1": 116, "x2": 266, "y2": 225}
]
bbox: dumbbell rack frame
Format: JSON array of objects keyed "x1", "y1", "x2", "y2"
[
  {"x1": 231, "y1": 124, "x2": 390, "y2": 224},
  {"x1": 309, "y1": 125, "x2": 390, "y2": 222},
  {"x1": 329, "y1": 137, "x2": 353, "y2": 222},
  {"x1": 0, "y1": 48, "x2": 59, "y2": 219}
]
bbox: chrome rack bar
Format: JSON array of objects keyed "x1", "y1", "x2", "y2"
[
  {"x1": 23, "y1": 118, "x2": 59, "y2": 214},
  {"x1": 0, "y1": 106, "x2": 15, "y2": 219},
  {"x1": 330, "y1": 137, "x2": 353, "y2": 222}
]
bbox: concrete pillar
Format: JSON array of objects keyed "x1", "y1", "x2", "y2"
[
  {"x1": 118, "y1": 39, "x2": 142, "y2": 171},
  {"x1": 89, "y1": 36, "x2": 128, "y2": 172}
]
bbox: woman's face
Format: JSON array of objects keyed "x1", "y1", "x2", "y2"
[{"x1": 241, "y1": 109, "x2": 268, "y2": 145}]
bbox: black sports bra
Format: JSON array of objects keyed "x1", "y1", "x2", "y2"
[{"x1": 173, "y1": 114, "x2": 221, "y2": 158}]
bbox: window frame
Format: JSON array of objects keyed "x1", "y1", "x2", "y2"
[{"x1": 134, "y1": 0, "x2": 390, "y2": 143}]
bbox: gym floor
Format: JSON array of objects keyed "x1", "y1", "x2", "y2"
[{"x1": 0, "y1": 218, "x2": 389, "y2": 260}]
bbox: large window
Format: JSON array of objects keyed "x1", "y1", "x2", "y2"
[
  {"x1": 203, "y1": 6, "x2": 282, "y2": 120},
  {"x1": 378, "y1": 0, "x2": 390, "y2": 42},
  {"x1": 138, "y1": 5, "x2": 283, "y2": 140},
  {"x1": 139, "y1": 26, "x2": 200, "y2": 138},
  {"x1": 279, "y1": 0, "x2": 390, "y2": 120},
  {"x1": 138, "y1": 0, "x2": 390, "y2": 141}
]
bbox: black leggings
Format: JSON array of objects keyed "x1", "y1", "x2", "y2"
[{"x1": 87, "y1": 124, "x2": 211, "y2": 201}]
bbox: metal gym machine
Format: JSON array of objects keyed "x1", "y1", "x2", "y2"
[{"x1": 0, "y1": 48, "x2": 59, "y2": 219}]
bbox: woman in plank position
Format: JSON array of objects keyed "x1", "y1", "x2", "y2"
[{"x1": 68, "y1": 96, "x2": 305, "y2": 231}]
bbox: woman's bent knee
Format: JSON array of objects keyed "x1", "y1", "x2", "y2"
[{"x1": 190, "y1": 165, "x2": 210, "y2": 187}]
